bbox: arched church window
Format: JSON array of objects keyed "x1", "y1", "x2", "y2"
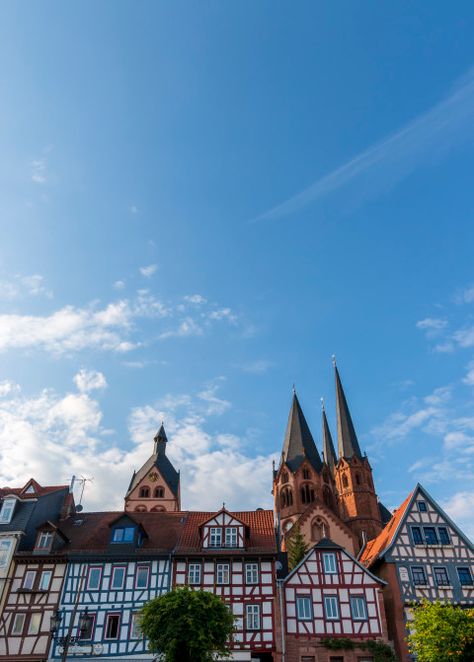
[
  {"x1": 323, "y1": 470, "x2": 329, "y2": 484},
  {"x1": 342, "y1": 474, "x2": 349, "y2": 489},
  {"x1": 281, "y1": 471, "x2": 289, "y2": 484},
  {"x1": 134, "y1": 505, "x2": 147, "y2": 512},
  {"x1": 280, "y1": 487, "x2": 293, "y2": 508},
  {"x1": 151, "y1": 506, "x2": 165, "y2": 512},
  {"x1": 355, "y1": 473, "x2": 361, "y2": 486},
  {"x1": 301, "y1": 484, "x2": 315, "y2": 504},
  {"x1": 302, "y1": 468, "x2": 311, "y2": 480},
  {"x1": 311, "y1": 517, "x2": 329, "y2": 542},
  {"x1": 154, "y1": 487, "x2": 164, "y2": 498},
  {"x1": 139, "y1": 486, "x2": 150, "y2": 498},
  {"x1": 323, "y1": 485, "x2": 333, "y2": 509}
]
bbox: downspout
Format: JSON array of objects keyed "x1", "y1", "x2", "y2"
[{"x1": 277, "y1": 579, "x2": 285, "y2": 662}]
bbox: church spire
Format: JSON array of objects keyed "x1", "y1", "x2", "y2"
[
  {"x1": 281, "y1": 391, "x2": 322, "y2": 473},
  {"x1": 153, "y1": 422, "x2": 168, "y2": 454},
  {"x1": 321, "y1": 399, "x2": 337, "y2": 473},
  {"x1": 334, "y1": 359, "x2": 363, "y2": 460}
]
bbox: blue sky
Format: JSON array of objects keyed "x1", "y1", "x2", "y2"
[{"x1": 0, "y1": 2, "x2": 474, "y2": 536}]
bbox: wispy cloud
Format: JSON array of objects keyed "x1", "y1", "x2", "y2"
[
  {"x1": 0, "y1": 274, "x2": 52, "y2": 300},
  {"x1": 31, "y1": 158, "x2": 47, "y2": 184},
  {"x1": 241, "y1": 359, "x2": 274, "y2": 374},
  {"x1": 129, "y1": 205, "x2": 139, "y2": 214},
  {"x1": 254, "y1": 68, "x2": 474, "y2": 222},
  {"x1": 73, "y1": 369, "x2": 108, "y2": 393},
  {"x1": 139, "y1": 264, "x2": 157, "y2": 278}
]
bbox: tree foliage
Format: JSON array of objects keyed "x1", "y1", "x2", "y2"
[
  {"x1": 407, "y1": 600, "x2": 474, "y2": 662},
  {"x1": 139, "y1": 586, "x2": 235, "y2": 662},
  {"x1": 287, "y1": 523, "x2": 309, "y2": 570}
]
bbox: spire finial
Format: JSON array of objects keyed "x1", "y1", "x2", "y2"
[
  {"x1": 332, "y1": 354, "x2": 337, "y2": 367},
  {"x1": 292, "y1": 383, "x2": 296, "y2": 395},
  {"x1": 320, "y1": 397, "x2": 325, "y2": 411}
]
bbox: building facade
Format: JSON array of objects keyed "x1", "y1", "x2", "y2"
[{"x1": 360, "y1": 483, "x2": 474, "y2": 661}]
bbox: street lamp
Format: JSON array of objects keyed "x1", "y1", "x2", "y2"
[{"x1": 50, "y1": 608, "x2": 93, "y2": 661}]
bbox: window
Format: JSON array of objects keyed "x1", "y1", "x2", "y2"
[
  {"x1": 282, "y1": 471, "x2": 289, "y2": 484},
  {"x1": 225, "y1": 527, "x2": 237, "y2": 547},
  {"x1": 296, "y1": 595, "x2": 312, "y2": 620},
  {"x1": 350, "y1": 596, "x2": 368, "y2": 620},
  {"x1": 111, "y1": 566, "x2": 126, "y2": 590},
  {"x1": 154, "y1": 487, "x2": 164, "y2": 498},
  {"x1": 312, "y1": 517, "x2": 329, "y2": 542},
  {"x1": 457, "y1": 567, "x2": 473, "y2": 586},
  {"x1": 188, "y1": 564, "x2": 201, "y2": 585},
  {"x1": 0, "y1": 539, "x2": 13, "y2": 567},
  {"x1": 11, "y1": 613, "x2": 25, "y2": 635},
  {"x1": 438, "y1": 527, "x2": 450, "y2": 545},
  {"x1": 39, "y1": 570, "x2": 52, "y2": 591},
  {"x1": 423, "y1": 527, "x2": 438, "y2": 545},
  {"x1": 209, "y1": 527, "x2": 222, "y2": 547},
  {"x1": 417, "y1": 501, "x2": 427, "y2": 512},
  {"x1": 324, "y1": 595, "x2": 339, "y2": 620},
  {"x1": 0, "y1": 498, "x2": 16, "y2": 523},
  {"x1": 245, "y1": 563, "x2": 259, "y2": 584},
  {"x1": 355, "y1": 473, "x2": 361, "y2": 486},
  {"x1": 411, "y1": 527, "x2": 423, "y2": 544},
  {"x1": 216, "y1": 563, "x2": 229, "y2": 584},
  {"x1": 301, "y1": 484, "x2": 315, "y2": 504},
  {"x1": 135, "y1": 566, "x2": 149, "y2": 589},
  {"x1": 323, "y1": 553, "x2": 337, "y2": 574},
  {"x1": 105, "y1": 613, "x2": 120, "y2": 639},
  {"x1": 342, "y1": 474, "x2": 349, "y2": 489},
  {"x1": 36, "y1": 531, "x2": 53, "y2": 550},
  {"x1": 112, "y1": 527, "x2": 135, "y2": 543},
  {"x1": 434, "y1": 567, "x2": 450, "y2": 586},
  {"x1": 139, "y1": 486, "x2": 150, "y2": 498},
  {"x1": 87, "y1": 567, "x2": 102, "y2": 590},
  {"x1": 79, "y1": 613, "x2": 95, "y2": 640},
  {"x1": 23, "y1": 570, "x2": 36, "y2": 590},
  {"x1": 28, "y1": 612, "x2": 42, "y2": 635},
  {"x1": 130, "y1": 613, "x2": 142, "y2": 639},
  {"x1": 245, "y1": 604, "x2": 260, "y2": 630},
  {"x1": 280, "y1": 487, "x2": 293, "y2": 508},
  {"x1": 412, "y1": 566, "x2": 427, "y2": 586},
  {"x1": 303, "y1": 468, "x2": 311, "y2": 480}
]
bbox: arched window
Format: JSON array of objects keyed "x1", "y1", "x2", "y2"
[
  {"x1": 280, "y1": 487, "x2": 293, "y2": 508},
  {"x1": 281, "y1": 471, "x2": 289, "y2": 484},
  {"x1": 139, "y1": 486, "x2": 150, "y2": 498},
  {"x1": 311, "y1": 517, "x2": 329, "y2": 542},
  {"x1": 134, "y1": 505, "x2": 147, "y2": 512},
  {"x1": 322, "y1": 470, "x2": 329, "y2": 484},
  {"x1": 300, "y1": 484, "x2": 315, "y2": 504},
  {"x1": 151, "y1": 505, "x2": 165, "y2": 512},
  {"x1": 154, "y1": 487, "x2": 164, "y2": 498},
  {"x1": 342, "y1": 474, "x2": 349, "y2": 489},
  {"x1": 302, "y1": 468, "x2": 311, "y2": 480},
  {"x1": 355, "y1": 473, "x2": 361, "y2": 486},
  {"x1": 323, "y1": 485, "x2": 333, "y2": 509}
]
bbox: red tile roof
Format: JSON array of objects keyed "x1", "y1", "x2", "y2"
[
  {"x1": 0, "y1": 479, "x2": 69, "y2": 500},
  {"x1": 175, "y1": 509, "x2": 277, "y2": 555},
  {"x1": 360, "y1": 491, "x2": 413, "y2": 567}
]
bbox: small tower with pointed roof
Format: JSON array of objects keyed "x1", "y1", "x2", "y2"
[
  {"x1": 332, "y1": 361, "x2": 382, "y2": 544},
  {"x1": 124, "y1": 423, "x2": 181, "y2": 513}
]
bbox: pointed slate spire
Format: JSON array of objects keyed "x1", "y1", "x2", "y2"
[
  {"x1": 321, "y1": 399, "x2": 337, "y2": 473},
  {"x1": 334, "y1": 358, "x2": 363, "y2": 460},
  {"x1": 153, "y1": 422, "x2": 168, "y2": 455},
  {"x1": 282, "y1": 391, "x2": 323, "y2": 473}
]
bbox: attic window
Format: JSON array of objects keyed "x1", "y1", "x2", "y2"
[
  {"x1": 139, "y1": 487, "x2": 150, "y2": 498},
  {"x1": 24, "y1": 484, "x2": 36, "y2": 494},
  {"x1": 36, "y1": 531, "x2": 53, "y2": 551},
  {"x1": 0, "y1": 498, "x2": 16, "y2": 524},
  {"x1": 417, "y1": 501, "x2": 427, "y2": 512},
  {"x1": 112, "y1": 527, "x2": 135, "y2": 543},
  {"x1": 154, "y1": 487, "x2": 164, "y2": 498}
]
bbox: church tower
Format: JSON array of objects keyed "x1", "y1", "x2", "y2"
[
  {"x1": 332, "y1": 361, "x2": 382, "y2": 544},
  {"x1": 124, "y1": 423, "x2": 181, "y2": 513}
]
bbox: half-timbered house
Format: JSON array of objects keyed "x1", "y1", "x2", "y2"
[
  {"x1": 173, "y1": 508, "x2": 278, "y2": 662},
  {"x1": 277, "y1": 539, "x2": 388, "y2": 662},
  {"x1": 360, "y1": 483, "x2": 474, "y2": 661},
  {"x1": 48, "y1": 510, "x2": 185, "y2": 661}
]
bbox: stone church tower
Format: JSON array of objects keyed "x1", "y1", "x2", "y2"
[{"x1": 124, "y1": 424, "x2": 181, "y2": 513}]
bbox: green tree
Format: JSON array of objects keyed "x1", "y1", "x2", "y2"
[
  {"x1": 287, "y1": 523, "x2": 309, "y2": 570},
  {"x1": 407, "y1": 600, "x2": 474, "y2": 662},
  {"x1": 139, "y1": 586, "x2": 235, "y2": 662}
]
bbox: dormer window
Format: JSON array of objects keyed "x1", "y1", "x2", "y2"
[
  {"x1": 0, "y1": 498, "x2": 16, "y2": 524},
  {"x1": 112, "y1": 527, "x2": 135, "y2": 543},
  {"x1": 209, "y1": 527, "x2": 222, "y2": 547},
  {"x1": 225, "y1": 527, "x2": 237, "y2": 547},
  {"x1": 24, "y1": 484, "x2": 36, "y2": 494},
  {"x1": 36, "y1": 531, "x2": 53, "y2": 551}
]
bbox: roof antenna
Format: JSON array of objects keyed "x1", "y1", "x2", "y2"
[{"x1": 73, "y1": 475, "x2": 94, "y2": 512}]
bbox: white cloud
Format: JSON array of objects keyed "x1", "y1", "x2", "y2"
[
  {"x1": 0, "y1": 274, "x2": 52, "y2": 300},
  {"x1": 453, "y1": 325, "x2": 474, "y2": 348},
  {"x1": 0, "y1": 381, "x2": 20, "y2": 398},
  {"x1": 31, "y1": 159, "x2": 47, "y2": 184},
  {"x1": 159, "y1": 317, "x2": 203, "y2": 339},
  {"x1": 208, "y1": 308, "x2": 236, "y2": 322},
  {"x1": 139, "y1": 264, "x2": 157, "y2": 278},
  {"x1": 184, "y1": 294, "x2": 207, "y2": 305},
  {"x1": 113, "y1": 280, "x2": 125, "y2": 290},
  {"x1": 463, "y1": 362, "x2": 474, "y2": 386},
  {"x1": 74, "y1": 369, "x2": 108, "y2": 393},
  {"x1": 416, "y1": 318, "x2": 448, "y2": 340},
  {"x1": 442, "y1": 491, "x2": 474, "y2": 540},
  {"x1": 454, "y1": 285, "x2": 474, "y2": 304},
  {"x1": 242, "y1": 360, "x2": 274, "y2": 374}
]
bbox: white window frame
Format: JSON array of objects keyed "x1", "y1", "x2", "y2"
[
  {"x1": 104, "y1": 613, "x2": 120, "y2": 640},
  {"x1": 0, "y1": 498, "x2": 16, "y2": 524},
  {"x1": 11, "y1": 613, "x2": 26, "y2": 635},
  {"x1": 245, "y1": 604, "x2": 260, "y2": 630},
  {"x1": 188, "y1": 563, "x2": 201, "y2": 585},
  {"x1": 350, "y1": 595, "x2": 368, "y2": 620},
  {"x1": 135, "y1": 565, "x2": 149, "y2": 589},
  {"x1": 245, "y1": 563, "x2": 259, "y2": 584},
  {"x1": 28, "y1": 612, "x2": 42, "y2": 635},
  {"x1": 225, "y1": 527, "x2": 238, "y2": 547},
  {"x1": 39, "y1": 570, "x2": 52, "y2": 591},
  {"x1": 209, "y1": 527, "x2": 222, "y2": 547},
  {"x1": 216, "y1": 563, "x2": 229, "y2": 585},
  {"x1": 296, "y1": 595, "x2": 312, "y2": 621},
  {"x1": 23, "y1": 570, "x2": 36, "y2": 590},
  {"x1": 0, "y1": 539, "x2": 13, "y2": 568},
  {"x1": 323, "y1": 552, "x2": 337, "y2": 574},
  {"x1": 36, "y1": 531, "x2": 53, "y2": 550},
  {"x1": 87, "y1": 567, "x2": 102, "y2": 590},
  {"x1": 130, "y1": 612, "x2": 142, "y2": 639},
  {"x1": 324, "y1": 595, "x2": 339, "y2": 620},
  {"x1": 111, "y1": 566, "x2": 126, "y2": 590}
]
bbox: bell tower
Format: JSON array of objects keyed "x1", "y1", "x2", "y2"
[
  {"x1": 332, "y1": 360, "x2": 382, "y2": 545},
  {"x1": 125, "y1": 423, "x2": 181, "y2": 513}
]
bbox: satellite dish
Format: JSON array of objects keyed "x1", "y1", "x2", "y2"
[{"x1": 76, "y1": 504, "x2": 84, "y2": 512}]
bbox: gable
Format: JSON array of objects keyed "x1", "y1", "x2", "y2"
[
  {"x1": 289, "y1": 501, "x2": 358, "y2": 556},
  {"x1": 201, "y1": 510, "x2": 246, "y2": 549}
]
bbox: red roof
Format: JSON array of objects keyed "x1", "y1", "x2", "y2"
[
  {"x1": 175, "y1": 509, "x2": 277, "y2": 555},
  {"x1": 360, "y1": 491, "x2": 413, "y2": 567},
  {"x1": 0, "y1": 479, "x2": 69, "y2": 500}
]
